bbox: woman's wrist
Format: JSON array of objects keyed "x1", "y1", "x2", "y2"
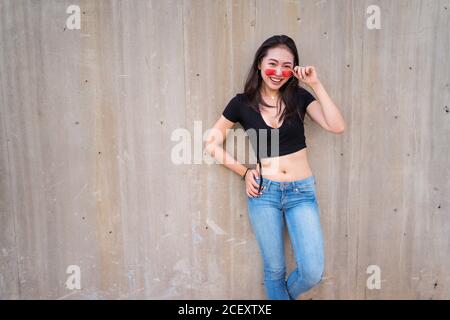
[
  {"x1": 242, "y1": 167, "x2": 250, "y2": 180},
  {"x1": 309, "y1": 80, "x2": 323, "y2": 92}
]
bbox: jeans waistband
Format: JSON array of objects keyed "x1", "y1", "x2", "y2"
[{"x1": 255, "y1": 175, "x2": 315, "y2": 191}]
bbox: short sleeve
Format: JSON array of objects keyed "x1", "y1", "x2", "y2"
[
  {"x1": 222, "y1": 94, "x2": 241, "y2": 123},
  {"x1": 296, "y1": 86, "x2": 316, "y2": 119}
]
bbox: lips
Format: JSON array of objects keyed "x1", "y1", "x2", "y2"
[{"x1": 269, "y1": 77, "x2": 282, "y2": 85}]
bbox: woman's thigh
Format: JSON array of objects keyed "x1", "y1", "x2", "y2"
[
  {"x1": 247, "y1": 193, "x2": 285, "y2": 267},
  {"x1": 284, "y1": 186, "x2": 324, "y2": 268}
]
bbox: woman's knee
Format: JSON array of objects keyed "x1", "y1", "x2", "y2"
[
  {"x1": 263, "y1": 265, "x2": 287, "y2": 281},
  {"x1": 301, "y1": 262, "x2": 324, "y2": 287}
]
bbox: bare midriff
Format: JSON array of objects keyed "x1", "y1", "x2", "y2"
[{"x1": 258, "y1": 147, "x2": 313, "y2": 182}]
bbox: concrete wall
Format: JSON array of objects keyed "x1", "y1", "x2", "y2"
[{"x1": 0, "y1": 0, "x2": 449, "y2": 299}]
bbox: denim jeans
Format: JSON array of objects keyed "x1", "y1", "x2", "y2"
[{"x1": 246, "y1": 175, "x2": 325, "y2": 300}]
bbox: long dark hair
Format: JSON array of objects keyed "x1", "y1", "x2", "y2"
[{"x1": 243, "y1": 35, "x2": 302, "y2": 125}]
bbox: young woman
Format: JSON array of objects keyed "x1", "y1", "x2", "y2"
[{"x1": 205, "y1": 35, "x2": 345, "y2": 300}]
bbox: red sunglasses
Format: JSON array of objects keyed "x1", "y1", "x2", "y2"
[{"x1": 264, "y1": 68, "x2": 293, "y2": 78}]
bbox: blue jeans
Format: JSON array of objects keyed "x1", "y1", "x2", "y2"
[{"x1": 246, "y1": 175, "x2": 325, "y2": 300}]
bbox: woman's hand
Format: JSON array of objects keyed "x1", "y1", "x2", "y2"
[
  {"x1": 292, "y1": 65, "x2": 320, "y2": 87},
  {"x1": 245, "y1": 169, "x2": 263, "y2": 198}
]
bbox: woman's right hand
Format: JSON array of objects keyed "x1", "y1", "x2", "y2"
[{"x1": 245, "y1": 169, "x2": 263, "y2": 198}]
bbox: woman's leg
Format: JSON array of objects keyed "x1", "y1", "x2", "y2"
[
  {"x1": 247, "y1": 199, "x2": 290, "y2": 300},
  {"x1": 284, "y1": 194, "x2": 325, "y2": 300}
]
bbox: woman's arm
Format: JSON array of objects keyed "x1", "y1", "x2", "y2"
[
  {"x1": 294, "y1": 65, "x2": 346, "y2": 134},
  {"x1": 205, "y1": 115, "x2": 262, "y2": 198},
  {"x1": 309, "y1": 81, "x2": 346, "y2": 133},
  {"x1": 204, "y1": 116, "x2": 249, "y2": 178}
]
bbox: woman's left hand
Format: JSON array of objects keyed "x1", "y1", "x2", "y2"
[{"x1": 292, "y1": 65, "x2": 320, "y2": 87}]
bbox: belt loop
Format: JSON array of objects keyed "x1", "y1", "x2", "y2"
[{"x1": 267, "y1": 179, "x2": 272, "y2": 191}]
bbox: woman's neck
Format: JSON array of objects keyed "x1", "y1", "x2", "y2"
[{"x1": 261, "y1": 84, "x2": 279, "y2": 98}]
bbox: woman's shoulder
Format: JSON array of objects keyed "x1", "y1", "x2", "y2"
[
  {"x1": 226, "y1": 92, "x2": 250, "y2": 107},
  {"x1": 295, "y1": 85, "x2": 316, "y2": 103},
  {"x1": 223, "y1": 92, "x2": 250, "y2": 123},
  {"x1": 235, "y1": 92, "x2": 252, "y2": 103},
  {"x1": 234, "y1": 91, "x2": 246, "y2": 99},
  {"x1": 294, "y1": 85, "x2": 316, "y2": 114}
]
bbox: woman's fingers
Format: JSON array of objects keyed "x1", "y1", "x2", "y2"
[
  {"x1": 294, "y1": 66, "x2": 301, "y2": 80},
  {"x1": 248, "y1": 178, "x2": 261, "y2": 194},
  {"x1": 301, "y1": 66, "x2": 307, "y2": 79},
  {"x1": 247, "y1": 179, "x2": 263, "y2": 197},
  {"x1": 247, "y1": 187, "x2": 256, "y2": 197},
  {"x1": 250, "y1": 178, "x2": 260, "y2": 189},
  {"x1": 247, "y1": 189, "x2": 258, "y2": 198},
  {"x1": 246, "y1": 168, "x2": 264, "y2": 198},
  {"x1": 295, "y1": 66, "x2": 306, "y2": 81},
  {"x1": 247, "y1": 186, "x2": 261, "y2": 197},
  {"x1": 305, "y1": 66, "x2": 312, "y2": 76},
  {"x1": 294, "y1": 65, "x2": 318, "y2": 85},
  {"x1": 251, "y1": 170, "x2": 263, "y2": 189},
  {"x1": 293, "y1": 66, "x2": 300, "y2": 79}
]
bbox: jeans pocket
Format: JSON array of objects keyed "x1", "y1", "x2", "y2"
[{"x1": 293, "y1": 183, "x2": 316, "y2": 197}]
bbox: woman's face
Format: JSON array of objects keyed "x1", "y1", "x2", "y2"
[{"x1": 258, "y1": 47, "x2": 295, "y2": 91}]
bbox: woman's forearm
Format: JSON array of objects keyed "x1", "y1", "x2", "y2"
[
  {"x1": 310, "y1": 81, "x2": 346, "y2": 132},
  {"x1": 205, "y1": 143, "x2": 248, "y2": 178}
]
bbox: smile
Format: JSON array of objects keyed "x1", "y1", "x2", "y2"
[{"x1": 269, "y1": 77, "x2": 282, "y2": 84}]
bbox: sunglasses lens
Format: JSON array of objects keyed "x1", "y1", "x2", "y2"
[
  {"x1": 264, "y1": 68, "x2": 276, "y2": 76},
  {"x1": 282, "y1": 70, "x2": 293, "y2": 78}
]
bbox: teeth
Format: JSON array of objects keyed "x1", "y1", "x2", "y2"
[{"x1": 270, "y1": 77, "x2": 281, "y2": 82}]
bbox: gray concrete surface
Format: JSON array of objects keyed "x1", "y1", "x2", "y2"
[{"x1": 0, "y1": 0, "x2": 449, "y2": 299}]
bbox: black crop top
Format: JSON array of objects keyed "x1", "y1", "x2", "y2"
[{"x1": 222, "y1": 86, "x2": 316, "y2": 193}]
